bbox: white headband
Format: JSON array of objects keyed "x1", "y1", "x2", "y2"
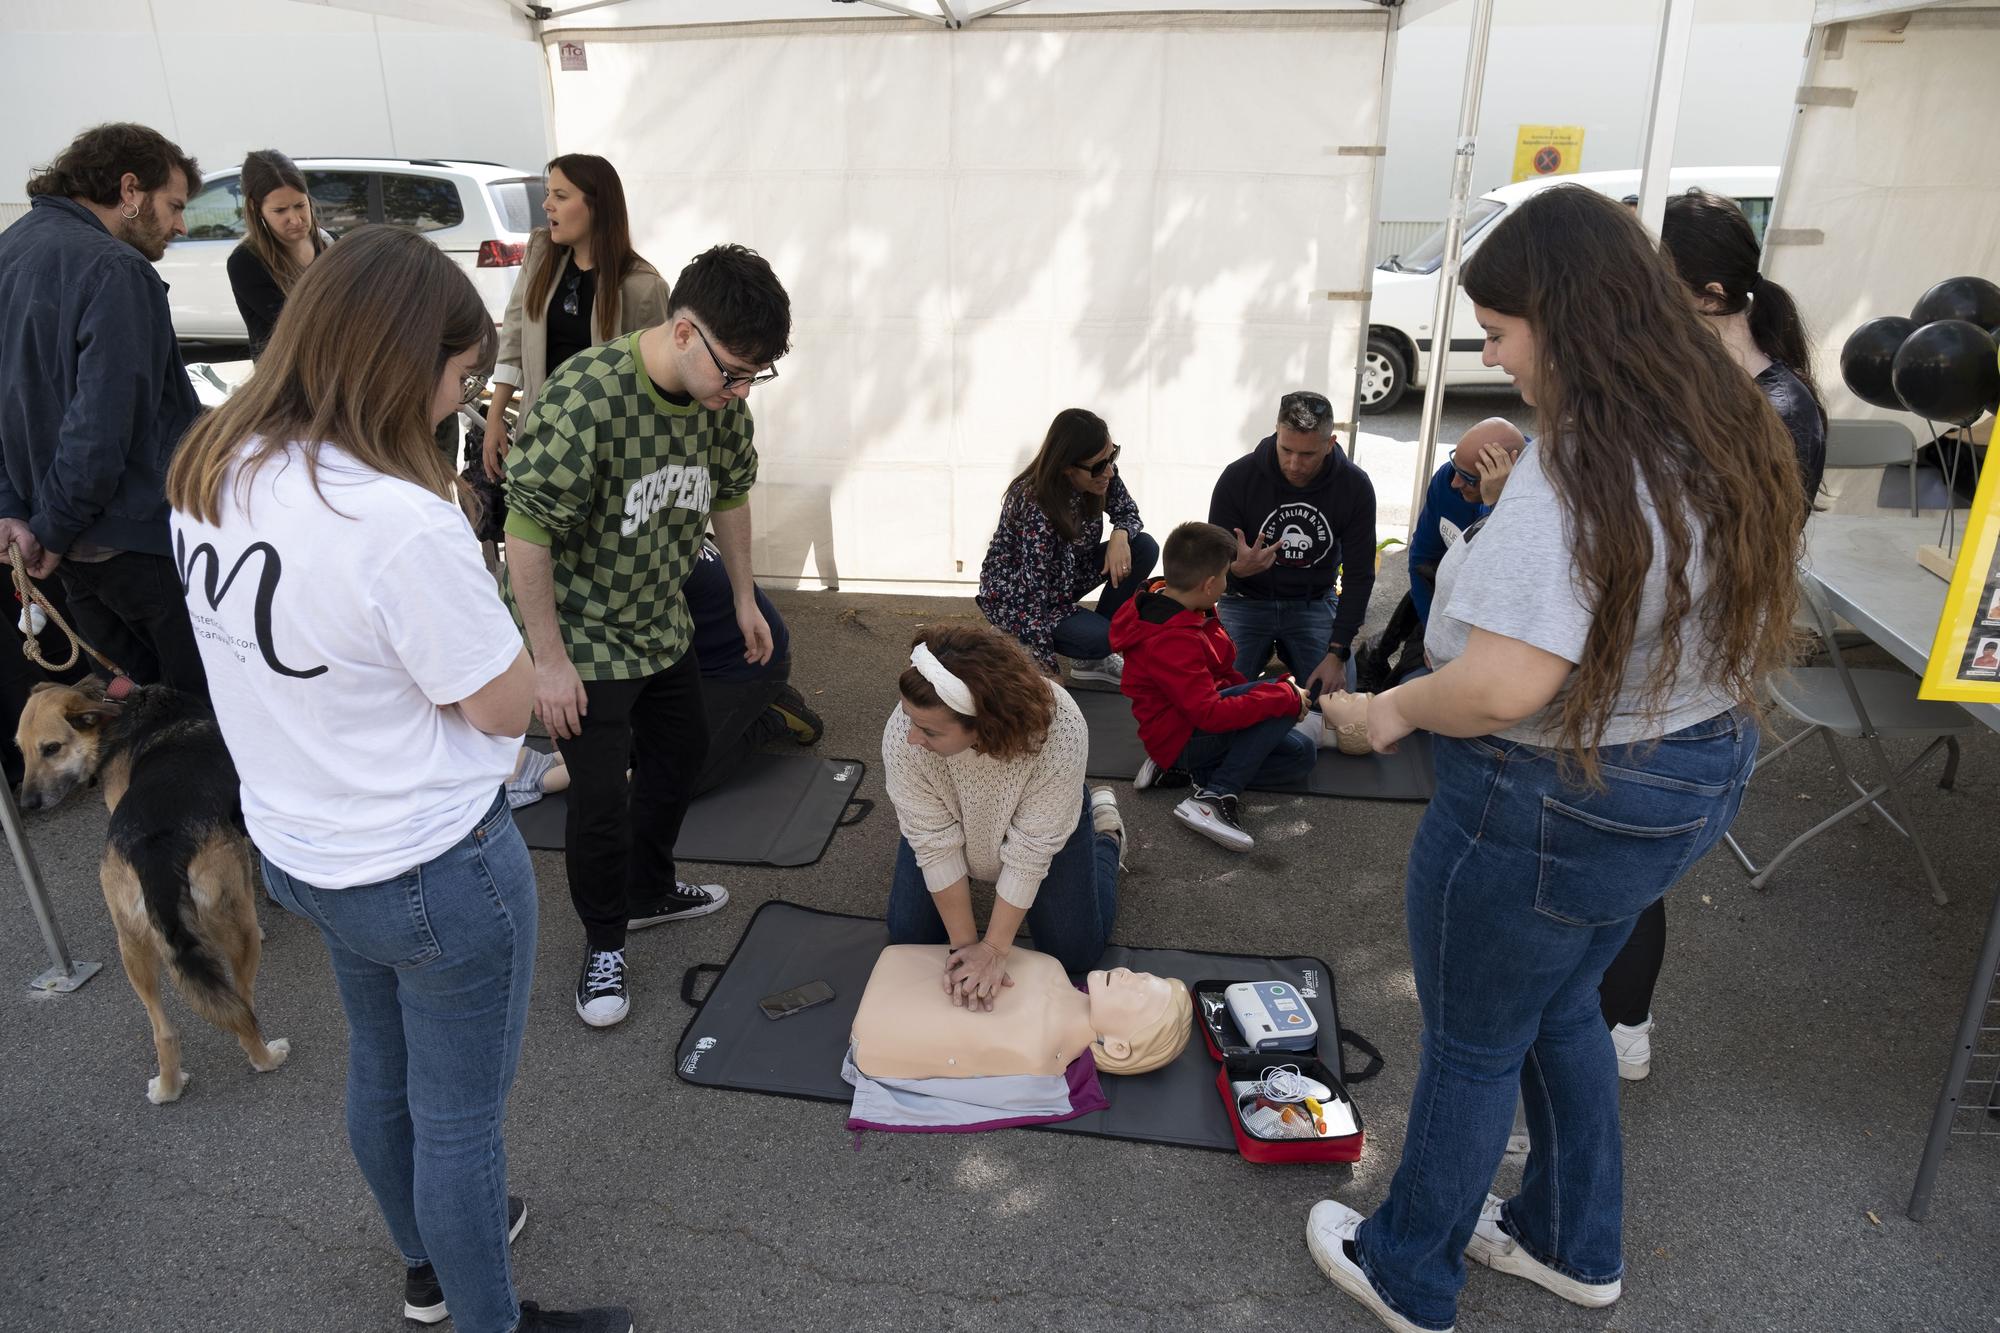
[{"x1": 910, "y1": 642, "x2": 977, "y2": 716}]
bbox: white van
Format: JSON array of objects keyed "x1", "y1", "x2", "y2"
[
  {"x1": 157, "y1": 157, "x2": 546, "y2": 343},
  {"x1": 1361, "y1": 166, "x2": 1779, "y2": 413}
]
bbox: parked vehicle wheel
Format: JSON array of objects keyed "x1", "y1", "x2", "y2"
[{"x1": 1360, "y1": 335, "x2": 1408, "y2": 414}]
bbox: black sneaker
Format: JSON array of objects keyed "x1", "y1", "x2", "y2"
[
  {"x1": 771, "y1": 683, "x2": 824, "y2": 744},
  {"x1": 575, "y1": 949, "x2": 629, "y2": 1028},
  {"x1": 403, "y1": 1197, "x2": 529, "y2": 1323},
  {"x1": 1173, "y1": 788, "x2": 1253, "y2": 853},
  {"x1": 517, "y1": 1301, "x2": 635, "y2": 1332},
  {"x1": 628, "y1": 881, "x2": 729, "y2": 930}
]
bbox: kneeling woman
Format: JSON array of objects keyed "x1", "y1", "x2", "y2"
[{"x1": 883, "y1": 624, "x2": 1124, "y2": 1002}]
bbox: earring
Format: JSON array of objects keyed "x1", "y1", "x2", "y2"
[{"x1": 120, "y1": 203, "x2": 140, "y2": 220}]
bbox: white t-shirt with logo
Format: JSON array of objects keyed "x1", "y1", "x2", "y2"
[{"x1": 170, "y1": 442, "x2": 525, "y2": 888}]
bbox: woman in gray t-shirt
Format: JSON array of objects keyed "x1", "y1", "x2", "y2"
[{"x1": 1305, "y1": 185, "x2": 1805, "y2": 1333}]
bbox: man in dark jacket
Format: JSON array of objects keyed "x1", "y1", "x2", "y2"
[
  {"x1": 0, "y1": 123, "x2": 206, "y2": 695},
  {"x1": 1207, "y1": 390, "x2": 1376, "y2": 695}
]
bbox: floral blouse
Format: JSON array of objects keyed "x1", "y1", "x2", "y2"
[{"x1": 976, "y1": 474, "x2": 1144, "y2": 672}]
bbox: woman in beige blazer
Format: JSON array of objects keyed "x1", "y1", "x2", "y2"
[{"x1": 481, "y1": 154, "x2": 670, "y2": 479}]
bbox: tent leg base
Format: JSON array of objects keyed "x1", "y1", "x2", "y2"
[{"x1": 29, "y1": 959, "x2": 101, "y2": 994}]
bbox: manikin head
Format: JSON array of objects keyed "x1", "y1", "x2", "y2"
[
  {"x1": 1448, "y1": 417, "x2": 1526, "y2": 503},
  {"x1": 1086, "y1": 967, "x2": 1192, "y2": 1074}
]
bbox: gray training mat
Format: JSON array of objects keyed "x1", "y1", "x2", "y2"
[
  {"x1": 673, "y1": 901, "x2": 1380, "y2": 1152},
  {"x1": 511, "y1": 749, "x2": 871, "y2": 867},
  {"x1": 1066, "y1": 681, "x2": 1436, "y2": 802}
]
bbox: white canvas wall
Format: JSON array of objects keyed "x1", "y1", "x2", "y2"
[
  {"x1": 547, "y1": 11, "x2": 1391, "y2": 590},
  {"x1": 0, "y1": 0, "x2": 551, "y2": 212},
  {"x1": 1764, "y1": 8, "x2": 2000, "y2": 422}
]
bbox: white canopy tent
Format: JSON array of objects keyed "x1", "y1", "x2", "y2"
[{"x1": 530, "y1": 1, "x2": 1404, "y2": 591}]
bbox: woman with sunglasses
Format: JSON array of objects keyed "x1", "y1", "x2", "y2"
[
  {"x1": 1308, "y1": 186, "x2": 1800, "y2": 1332},
  {"x1": 168, "y1": 225, "x2": 632, "y2": 1333},
  {"x1": 977, "y1": 407, "x2": 1158, "y2": 682},
  {"x1": 482, "y1": 154, "x2": 668, "y2": 480}
]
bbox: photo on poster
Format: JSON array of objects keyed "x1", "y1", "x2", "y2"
[
  {"x1": 1985, "y1": 584, "x2": 2000, "y2": 626},
  {"x1": 1922, "y1": 448, "x2": 2000, "y2": 705},
  {"x1": 1969, "y1": 637, "x2": 2000, "y2": 677}
]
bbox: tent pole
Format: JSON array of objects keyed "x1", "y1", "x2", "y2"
[
  {"x1": 1348, "y1": 7, "x2": 1402, "y2": 466},
  {"x1": 1404, "y1": 0, "x2": 1498, "y2": 539},
  {"x1": 1634, "y1": 0, "x2": 1696, "y2": 238}
]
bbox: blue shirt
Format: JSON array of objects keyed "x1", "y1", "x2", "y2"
[
  {"x1": 0, "y1": 196, "x2": 198, "y2": 557},
  {"x1": 1406, "y1": 462, "x2": 1488, "y2": 624}
]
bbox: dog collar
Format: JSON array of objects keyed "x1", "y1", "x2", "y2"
[{"x1": 105, "y1": 675, "x2": 137, "y2": 702}]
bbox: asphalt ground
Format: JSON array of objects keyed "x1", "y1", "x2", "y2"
[{"x1": 5, "y1": 386, "x2": 2000, "y2": 1332}]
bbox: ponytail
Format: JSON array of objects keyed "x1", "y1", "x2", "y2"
[{"x1": 1747, "y1": 274, "x2": 1826, "y2": 429}]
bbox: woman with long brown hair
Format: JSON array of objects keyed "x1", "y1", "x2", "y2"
[
  {"x1": 1307, "y1": 185, "x2": 1801, "y2": 1333},
  {"x1": 226, "y1": 149, "x2": 331, "y2": 355},
  {"x1": 480, "y1": 153, "x2": 669, "y2": 479},
  {"x1": 977, "y1": 407, "x2": 1158, "y2": 681},
  {"x1": 883, "y1": 624, "x2": 1124, "y2": 1005},
  {"x1": 170, "y1": 226, "x2": 630, "y2": 1333}
]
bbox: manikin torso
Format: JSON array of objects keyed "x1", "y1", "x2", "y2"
[{"x1": 851, "y1": 945, "x2": 1099, "y2": 1080}]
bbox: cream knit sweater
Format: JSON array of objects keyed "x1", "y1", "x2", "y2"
[{"x1": 880, "y1": 681, "x2": 1089, "y2": 909}]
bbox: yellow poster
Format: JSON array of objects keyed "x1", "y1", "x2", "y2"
[
  {"x1": 1920, "y1": 445, "x2": 2000, "y2": 702},
  {"x1": 1511, "y1": 126, "x2": 1586, "y2": 183}
]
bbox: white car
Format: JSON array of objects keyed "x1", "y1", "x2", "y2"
[
  {"x1": 1361, "y1": 165, "x2": 1779, "y2": 413},
  {"x1": 156, "y1": 157, "x2": 547, "y2": 342}
]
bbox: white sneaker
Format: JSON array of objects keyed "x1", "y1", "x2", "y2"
[
  {"x1": 1465, "y1": 1193, "x2": 1622, "y2": 1308},
  {"x1": 1134, "y1": 756, "x2": 1161, "y2": 789},
  {"x1": 1088, "y1": 787, "x2": 1127, "y2": 869},
  {"x1": 1305, "y1": 1200, "x2": 1449, "y2": 1333},
  {"x1": 575, "y1": 949, "x2": 630, "y2": 1028},
  {"x1": 1068, "y1": 654, "x2": 1124, "y2": 685},
  {"x1": 1174, "y1": 789, "x2": 1253, "y2": 853},
  {"x1": 1611, "y1": 1017, "x2": 1653, "y2": 1081}
]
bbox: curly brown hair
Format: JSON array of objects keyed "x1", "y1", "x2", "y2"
[
  {"x1": 898, "y1": 624, "x2": 1055, "y2": 762},
  {"x1": 1461, "y1": 185, "x2": 1803, "y2": 783},
  {"x1": 27, "y1": 123, "x2": 200, "y2": 205}
]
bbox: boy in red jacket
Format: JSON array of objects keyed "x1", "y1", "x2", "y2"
[{"x1": 1110, "y1": 522, "x2": 1317, "y2": 852}]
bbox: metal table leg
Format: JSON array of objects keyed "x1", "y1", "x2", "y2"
[
  {"x1": 2, "y1": 777, "x2": 100, "y2": 994},
  {"x1": 1908, "y1": 879, "x2": 2000, "y2": 1219}
]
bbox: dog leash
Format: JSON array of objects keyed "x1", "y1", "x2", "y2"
[{"x1": 9, "y1": 542, "x2": 133, "y2": 684}]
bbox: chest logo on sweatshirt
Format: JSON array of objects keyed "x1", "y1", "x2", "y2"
[
  {"x1": 622, "y1": 462, "x2": 712, "y2": 536},
  {"x1": 1256, "y1": 504, "x2": 1333, "y2": 566}
]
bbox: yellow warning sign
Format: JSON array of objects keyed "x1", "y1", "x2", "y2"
[{"x1": 1511, "y1": 126, "x2": 1586, "y2": 183}]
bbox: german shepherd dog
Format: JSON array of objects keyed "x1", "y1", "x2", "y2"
[{"x1": 17, "y1": 679, "x2": 288, "y2": 1104}]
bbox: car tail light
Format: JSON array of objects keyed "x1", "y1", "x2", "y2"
[{"x1": 477, "y1": 241, "x2": 525, "y2": 268}]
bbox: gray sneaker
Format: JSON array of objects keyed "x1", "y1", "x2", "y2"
[{"x1": 1068, "y1": 653, "x2": 1124, "y2": 685}]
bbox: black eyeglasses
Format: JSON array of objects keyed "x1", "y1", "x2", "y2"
[
  {"x1": 1279, "y1": 391, "x2": 1334, "y2": 431},
  {"x1": 1073, "y1": 445, "x2": 1121, "y2": 479},
  {"x1": 1450, "y1": 462, "x2": 1481, "y2": 487},
  {"x1": 689, "y1": 320, "x2": 779, "y2": 391}
]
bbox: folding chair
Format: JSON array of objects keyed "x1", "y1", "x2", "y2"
[
  {"x1": 1723, "y1": 574, "x2": 1974, "y2": 905},
  {"x1": 1824, "y1": 418, "x2": 1920, "y2": 518}
]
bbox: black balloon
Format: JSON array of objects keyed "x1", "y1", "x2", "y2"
[
  {"x1": 1911, "y1": 275, "x2": 2000, "y2": 330},
  {"x1": 1890, "y1": 319, "x2": 2000, "y2": 426},
  {"x1": 1841, "y1": 316, "x2": 1916, "y2": 411}
]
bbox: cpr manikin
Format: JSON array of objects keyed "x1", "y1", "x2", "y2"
[{"x1": 851, "y1": 945, "x2": 1193, "y2": 1080}]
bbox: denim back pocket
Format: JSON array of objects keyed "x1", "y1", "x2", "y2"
[
  {"x1": 314, "y1": 869, "x2": 443, "y2": 969},
  {"x1": 1534, "y1": 795, "x2": 1710, "y2": 927}
]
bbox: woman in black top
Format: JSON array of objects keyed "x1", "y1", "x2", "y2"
[{"x1": 226, "y1": 150, "x2": 330, "y2": 355}]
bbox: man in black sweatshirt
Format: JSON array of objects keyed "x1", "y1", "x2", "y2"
[{"x1": 1206, "y1": 390, "x2": 1376, "y2": 696}]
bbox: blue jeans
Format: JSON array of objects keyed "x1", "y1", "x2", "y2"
[
  {"x1": 262, "y1": 792, "x2": 536, "y2": 1333},
  {"x1": 886, "y1": 789, "x2": 1119, "y2": 973},
  {"x1": 1050, "y1": 531, "x2": 1161, "y2": 660},
  {"x1": 1354, "y1": 711, "x2": 1758, "y2": 1331},
  {"x1": 1215, "y1": 590, "x2": 1336, "y2": 680},
  {"x1": 1174, "y1": 683, "x2": 1316, "y2": 797}
]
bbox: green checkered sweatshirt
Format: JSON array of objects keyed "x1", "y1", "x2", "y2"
[{"x1": 501, "y1": 332, "x2": 756, "y2": 681}]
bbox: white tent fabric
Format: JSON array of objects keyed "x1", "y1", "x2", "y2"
[
  {"x1": 544, "y1": 9, "x2": 1392, "y2": 589},
  {"x1": 1766, "y1": 5, "x2": 2000, "y2": 425}
]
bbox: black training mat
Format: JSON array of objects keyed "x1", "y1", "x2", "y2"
[
  {"x1": 1065, "y1": 685, "x2": 1436, "y2": 802},
  {"x1": 674, "y1": 901, "x2": 1376, "y2": 1152},
  {"x1": 512, "y1": 750, "x2": 870, "y2": 867}
]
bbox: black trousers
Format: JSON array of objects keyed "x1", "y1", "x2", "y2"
[
  {"x1": 1597, "y1": 897, "x2": 1666, "y2": 1028},
  {"x1": 57, "y1": 552, "x2": 208, "y2": 699},
  {"x1": 554, "y1": 649, "x2": 708, "y2": 952},
  {"x1": 694, "y1": 660, "x2": 791, "y2": 798}
]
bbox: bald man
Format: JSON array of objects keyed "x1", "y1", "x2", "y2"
[{"x1": 1355, "y1": 418, "x2": 1526, "y2": 692}]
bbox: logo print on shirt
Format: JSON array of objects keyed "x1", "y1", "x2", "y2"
[
  {"x1": 1257, "y1": 504, "x2": 1333, "y2": 566},
  {"x1": 622, "y1": 463, "x2": 712, "y2": 536},
  {"x1": 175, "y1": 532, "x2": 329, "y2": 679}
]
